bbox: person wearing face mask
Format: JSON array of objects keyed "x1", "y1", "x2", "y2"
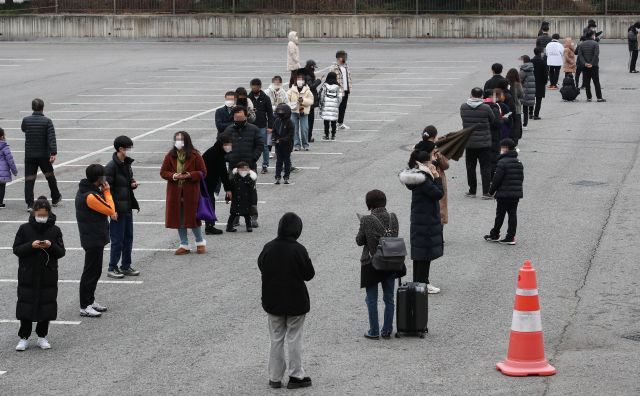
[
  {"x1": 13, "y1": 196, "x2": 65, "y2": 351},
  {"x1": 75, "y1": 164, "x2": 116, "y2": 318},
  {"x1": 330, "y1": 50, "x2": 353, "y2": 130},
  {"x1": 484, "y1": 139, "x2": 524, "y2": 245},
  {"x1": 160, "y1": 131, "x2": 207, "y2": 255},
  {"x1": 235, "y1": 87, "x2": 257, "y2": 124},
  {"x1": 264, "y1": 76, "x2": 289, "y2": 160},
  {"x1": 287, "y1": 71, "x2": 314, "y2": 151},
  {"x1": 272, "y1": 104, "x2": 295, "y2": 185},
  {"x1": 104, "y1": 136, "x2": 140, "y2": 279},
  {"x1": 227, "y1": 162, "x2": 257, "y2": 233},
  {"x1": 318, "y1": 72, "x2": 343, "y2": 141},
  {"x1": 414, "y1": 126, "x2": 450, "y2": 226},
  {"x1": 202, "y1": 135, "x2": 233, "y2": 235},
  {"x1": 249, "y1": 78, "x2": 275, "y2": 175},
  {"x1": 215, "y1": 91, "x2": 237, "y2": 135},
  {"x1": 302, "y1": 60, "x2": 322, "y2": 143},
  {"x1": 287, "y1": 31, "x2": 301, "y2": 88},
  {"x1": 398, "y1": 150, "x2": 444, "y2": 294}
]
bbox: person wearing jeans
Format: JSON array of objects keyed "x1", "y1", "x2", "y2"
[
  {"x1": 330, "y1": 50, "x2": 353, "y2": 130},
  {"x1": 287, "y1": 73, "x2": 314, "y2": 151},
  {"x1": 249, "y1": 79, "x2": 274, "y2": 174}
]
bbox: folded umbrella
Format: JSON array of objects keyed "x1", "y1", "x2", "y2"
[{"x1": 434, "y1": 125, "x2": 477, "y2": 161}]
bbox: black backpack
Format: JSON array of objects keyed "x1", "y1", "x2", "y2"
[{"x1": 560, "y1": 76, "x2": 580, "y2": 101}]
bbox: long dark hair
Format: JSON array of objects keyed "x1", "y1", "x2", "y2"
[
  {"x1": 506, "y1": 68, "x2": 520, "y2": 85},
  {"x1": 408, "y1": 150, "x2": 430, "y2": 169},
  {"x1": 33, "y1": 195, "x2": 52, "y2": 213},
  {"x1": 171, "y1": 131, "x2": 197, "y2": 158}
]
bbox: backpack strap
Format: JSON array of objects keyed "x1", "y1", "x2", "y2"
[{"x1": 371, "y1": 213, "x2": 393, "y2": 237}]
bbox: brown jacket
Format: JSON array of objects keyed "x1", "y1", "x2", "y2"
[
  {"x1": 433, "y1": 150, "x2": 450, "y2": 224},
  {"x1": 563, "y1": 47, "x2": 577, "y2": 73},
  {"x1": 160, "y1": 151, "x2": 206, "y2": 229}
]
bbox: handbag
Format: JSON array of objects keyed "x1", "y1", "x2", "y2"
[
  {"x1": 370, "y1": 215, "x2": 407, "y2": 272},
  {"x1": 196, "y1": 172, "x2": 217, "y2": 222}
]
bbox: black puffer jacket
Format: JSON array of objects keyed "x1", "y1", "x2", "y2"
[
  {"x1": 248, "y1": 91, "x2": 274, "y2": 129},
  {"x1": 272, "y1": 105, "x2": 295, "y2": 152},
  {"x1": 484, "y1": 75, "x2": 508, "y2": 91},
  {"x1": 489, "y1": 151, "x2": 524, "y2": 199},
  {"x1": 577, "y1": 38, "x2": 600, "y2": 68},
  {"x1": 460, "y1": 99, "x2": 495, "y2": 149},
  {"x1": 220, "y1": 122, "x2": 264, "y2": 170},
  {"x1": 628, "y1": 26, "x2": 639, "y2": 51},
  {"x1": 258, "y1": 213, "x2": 315, "y2": 316},
  {"x1": 21, "y1": 112, "x2": 57, "y2": 159},
  {"x1": 13, "y1": 215, "x2": 66, "y2": 322},
  {"x1": 75, "y1": 179, "x2": 111, "y2": 249},
  {"x1": 104, "y1": 153, "x2": 139, "y2": 215},
  {"x1": 202, "y1": 141, "x2": 232, "y2": 194},
  {"x1": 229, "y1": 169, "x2": 258, "y2": 216},
  {"x1": 519, "y1": 62, "x2": 537, "y2": 107},
  {"x1": 536, "y1": 33, "x2": 552, "y2": 49}
]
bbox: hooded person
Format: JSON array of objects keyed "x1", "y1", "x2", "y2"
[
  {"x1": 303, "y1": 60, "x2": 322, "y2": 143},
  {"x1": 258, "y1": 212, "x2": 315, "y2": 390},
  {"x1": 272, "y1": 104, "x2": 295, "y2": 184},
  {"x1": 287, "y1": 31, "x2": 301, "y2": 88},
  {"x1": 318, "y1": 72, "x2": 344, "y2": 140},
  {"x1": 202, "y1": 135, "x2": 233, "y2": 235}
]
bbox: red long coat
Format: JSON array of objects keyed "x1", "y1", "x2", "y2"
[{"x1": 160, "y1": 151, "x2": 206, "y2": 229}]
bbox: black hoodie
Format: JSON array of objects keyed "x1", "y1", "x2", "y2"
[
  {"x1": 272, "y1": 104, "x2": 295, "y2": 152},
  {"x1": 258, "y1": 213, "x2": 315, "y2": 316}
]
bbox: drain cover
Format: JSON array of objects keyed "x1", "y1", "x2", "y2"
[
  {"x1": 570, "y1": 180, "x2": 607, "y2": 187},
  {"x1": 623, "y1": 333, "x2": 640, "y2": 341},
  {"x1": 621, "y1": 87, "x2": 638, "y2": 90}
]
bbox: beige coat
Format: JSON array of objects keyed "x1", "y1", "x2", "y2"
[
  {"x1": 287, "y1": 85, "x2": 314, "y2": 115},
  {"x1": 433, "y1": 150, "x2": 450, "y2": 224},
  {"x1": 563, "y1": 41, "x2": 577, "y2": 73},
  {"x1": 287, "y1": 31, "x2": 300, "y2": 71}
]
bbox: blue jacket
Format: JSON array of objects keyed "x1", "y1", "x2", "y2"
[{"x1": 215, "y1": 106, "x2": 234, "y2": 135}]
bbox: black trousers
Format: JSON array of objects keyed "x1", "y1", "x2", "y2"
[
  {"x1": 227, "y1": 214, "x2": 251, "y2": 229},
  {"x1": 583, "y1": 66, "x2": 603, "y2": 100},
  {"x1": 0, "y1": 182, "x2": 5, "y2": 204},
  {"x1": 18, "y1": 320, "x2": 49, "y2": 339},
  {"x1": 522, "y1": 106, "x2": 532, "y2": 126},
  {"x1": 534, "y1": 96, "x2": 543, "y2": 117},
  {"x1": 205, "y1": 197, "x2": 218, "y2": 229},
  {"x1": 630, "y1": 50, "x2": 638, "y2": 72},
  {"x1": 575, "y1": 65, "x2": 583, "y2": 87},
  {"x1": 465, "y1": 147, "x2": 492, "y2": 195},
  {"x1": 324, "y1": 120, "x2": 337, "y2": 136},
  {"x1": 548, "y1": 66, "x2": 561, "y2": 86},
  {"x1": 80, "y1": 246, "x2": 104, "y2": 309},
  {"x1": 24, "y1": 157, "x2": 61, "y2": 206},
  {"x1": 413, "y1": 260, "x2": 431, "y2": 284},
  {"x1": 308, "y1": 106, "x2": 315, "y2": 140},
  {"x1": 491, "y1": 199, "x2": 519, "y2": 239},
  {"x1": 338, "y1": 90, "x2": 349, "y2": 124}
]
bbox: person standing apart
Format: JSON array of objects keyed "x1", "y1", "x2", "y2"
[
  {"x1": 105, "y1": 136, "x2": 140, "y2": 279},
  {"x1": 160, "y1": 131, "x2": 207, "y2": 255},
  {"x1": 0, "y1": 127, "x2": 19, "y2": 208},
  {"x1": 563, "y1": 37, "x2": 577, "y2": 78},
  {"x1": 318, "y1": 72, "x2": 343, "y2": 141},
  {"x1": 22, "y1": 98, "x2": 61, "y2": 212},
  {"x1": 249, "y1": 79, "x2": 274, "y2": 175},
  {"x1": 258, "y1": 212, "x2": 315, "y2": 390},
  {"x1": 519, "y1": 55, "x2": 536, "y2": 129},
  {"x1": 628, "y1": 22, "x2": 640, "y2": 73},
  {"x1": 578, "y1": 32, "x2": 606, "y2": 102},
  {"x1": 545, "y1": 34, "x2": 564, "y2": 89},
  {"x1": 532, "y1": 47, "x2": 548, "y2": 120},
  {"x1": 13, "y1": 196, "x2": 65, "y2": 351},
  {"x1": 287, "y1": 31, "x2": 301, "y2": 88},
  {"x1": 330, "y1": 50, "x2": 353, "y2": 130},
  {"x1": 76, "y1": 164, "x2": 115, "y2": 318},
  {"x1": 215, "y1": 91, "x2": 237, "y2": 136},
  {"x1": 287, "y1": 72, "x2": 314, "y2": 152}
]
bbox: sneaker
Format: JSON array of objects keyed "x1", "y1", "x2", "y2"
[
  {"x1": 287, "y1": 377, "x2": 312, "y2": 389},
  {"x1": 381, "y1": 332, "x2": 392, "y2": 340},
  {"x1": 338, "y1": 123, "x2": 350, "y2": 130},
  {"x1": 309, "y1": 137, "x2": 315, "y2": 143},
  {"x1": 331, "y1": 135, "x2": 336, "y2": 140},
  {"x1": 587, "y1": 98, "x2": 592, "y2": 102},
  {"x1": 52, "y1": 196, "x2": 62, "y2": 207},
  {"x1": 251, "y1": 218, "x2": 259, "y2": 228},
  {"x1": 533, "y1": 116, "x2": 541, "y2": 120},
  {"x1": 499, "y1": 237, "x2": 517, "y2": 245},
  {"x1": 481, "y1": 194, "x2": 493, "y2": 200},
  {"x1": 120, "y1": 267, "x2": 140, "y2": 276},
  {"x1": 523, "y1": 125, "x2": 528, "y2": 131},
  {"x1": 174, "y1": 247, "x2": 191, "y2": 255},
  {"x1": 269, "y1": 381, "x2": 282, "y2": 389},
  {"x1": 261, "y1": 167, "x2": 268, "y2": 174},
  {"x1": 269, "y1": 152, "x2": 275, "y2": 159},
  {"x1": 0, "y1": 203, "x2": 5, "y2": 209},
  {"x1": 426, "y1": 284, "x2": 441, "y2": 294},
  {"x1": 284, "y1": 178, "x2": 290, "y2": 185},
  {"x1": 246, "y1": 226, "x2": 253, "y2": 233},
  {"x1": 16, "y1": 339, "x2": 28, "y2": 351},
  {"x1": 364, "y1": 332, "x2": 380, "y2": 340},
  {"x1": 484, "y1": 234, "x2": 500, "y2": 242},
  {"x1": 323, "y1": 135, "x2": 330, "y2": 140},
  {"x1": 465, "y1": 192, "x2": 476, "y2": 198},
  {"x1": 226, "y1": 227, "x2": 237, "y2": 233},
  {"x1": 91, "y1": 302, "x2": 108, "y2": 312},
  {"x1": 107, "y1": 268, "x2": 125, "y2": 279},
  {"x1": 205, "y1": 227, "x2": 223, "y2": 235},
  {"x1": 597, "y1": 98, "x2": 606, "y2": 102},
  {"x1": 275, "y1": 178, "x2": 281, "y2": 185},
  {"x1": 304, "y1": 147, "x2": 309, "y2": 151},
  {"x1": 80, "y1": 306, "x2": 102, "y2": 317},
  {"x1": 36, "y1": 337, "x2": 51, "y2": 350},
  {"x1": 196, "y1": 241, "x2": 206, "y2": 254},
  {"x1": 294, "y1": 147, "x2": 301, "y2": 152}
]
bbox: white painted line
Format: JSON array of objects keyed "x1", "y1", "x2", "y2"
[
  {"x1": 0, "y1": 247, "x2": 186, "y2": 252},
  {"x1": 13, "y1": 151, "x2": 172, "y2": 154},
  {"x1": 349, "y1": 96, "x2": 430, "y2": 99},
  {"x1": 0, "y1": 58, "x2": 43, "y2": 61},
  {"x1": 28, "y1": 180, "x2": 166, "y2": 184},
  {"x1": 6, "y1": 128, "x2": 211, "y2": 131},
  {"x1": 20, "y1": 110, "x2": 210, "y2": 113},
  {"x1": 1, "y1": 198, "x2": 266, "y2": 204},
  {"x1": 293, "y1": 152, "x2": 342, "y2": 155},
  {"x1": 0, "y1": 279, "x2": 143, "y2": 285},
  {"x1": 79, "y1": 94, "x2": 220, "y2": 97},
  {"x1": 182, "y1": 60, "x2": 479, "y2": 65},
  {"x1": 0, "y1": 371, "x2": 6, "y2": 375},
  {"x1": 318, "y1": 140, "x2": 362, "y2": 143},
  {"x1": 0, "y1": 220, "x2": 166, "y2": 224},
  {"x1": 0, "y1": 320, "x2": 81, "y2": 325},
  {"x1": 0, "y1": 65, "x2": 20, "y2": 67},
  {"x1": 0, "y1": 118, "x2": 210, "y2": 122},
  {"x1": 52, "y1": 102, "x2": 215, "y2": 105}
]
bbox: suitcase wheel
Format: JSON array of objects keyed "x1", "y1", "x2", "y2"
[
  {"x1": 419, "y1": 332, "x2": 426, "y2": 339},
  {"x1": 395, "y1": 333, "x2": 401, "y2": 338}
]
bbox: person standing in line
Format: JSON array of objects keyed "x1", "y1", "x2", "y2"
[
  {"x1": 628, "y1": 22, "x2": 640, "y2": 73},
  {"x1": 249, "y1": 79, "x2": 274, "y2": 175},
  {"x1": 578, "y1": 31, "x2": 606, "y2": 102},
  {"x1": 105, "y1": 136, "x2": 140, "y2": 279},
  {"x1": 483, "y1": 63, "x2": 508, "y2": 91},
  {"x1": 532, "y1": 47, "x2": 548, "y2": 120},
  {"x1": 76, "y1": 164, "x2": 115, "y2": 318},
  {"x1": 519, "y1": 55, "x2": 536, "y2": 130},
  {"x1": 563, "y1": 37, "x2": 577, "y2": 78},
  {"x1": 537, "y1": 21, "x2": 550, "y2": 37},
  {"x1": 287, "y1": 72, "x2": 314, "y2": 152},
  {"x1": 13, "y1": 196, "x2": 65, "y2": 351},
  {"x1": 505, "y1": 69, "x2": 524, "y2": 145},
  {"x1": 482, "y1": 89, "x2": 503, "y2": 177},
  {"x1": 235, "y1": 87, "x2": 256, "y2": 124},
  {"x1": 258, "y1": 212, "x2": 314, "y2": 390},
  {"x1": 330, "y1": 50, "x2": 353, "y2": 130},
  {"x1": 581, "y1": 19, "x2": 601, "y2": 42},
  {"x1": 226, "y1": 162, "x2": 257, "y2": 233},
  {"x1": 536, "y1": 24, "x2": 552, "y2": 51},
  {"x1": 302, "y1": 60, "x2": 322, "y2": 143},
  {"x1": 202, "y1": 135, "x2": 233, "y2": 235},
  {"x1": 356, "y1": 189, "x2": 404, "y2": 340},
  {"x1": 318, "y1": 72, "x2": 343, "y2": 141},
  {"x1": 574, "y1": 39, "x2": 584, "y2": 88},
  {"x1": 460, "y1": 87, "x2": 496, "y2": 199},
  {"x1": 265, "y1": 76, "x2": 289, "y2": 160},
  {"x1": 215, "y1": 91, "x2": 237, "y2": 135},
  {"x1": 0, "y1": 128, "x2": 19, "y2": 208},
  {"x1": 399, "y1": 150, "x2": 444, "y2": 294},
  {"x1": 287, "y1": 31, "x2": 301, "y2": 88},
  {"x1": 160, "y1": 131, "x2": 207, "y2": 255},
  {"x1": 545, "y1": 34, "x2": 564, "y2": 89},
  {"x1": 272, "y1": 104, "x2": 295, "y2": 185},
  {"x1": 22, "y1": 98, "x2": 61, "y2": 212},
  {"x1": 415, "y1": 126, "x2": 449, "y2": 226}
]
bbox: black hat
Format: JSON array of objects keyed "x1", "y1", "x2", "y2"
[
  {"x1": 305, "y1": 59, "x2": 317, "y2": 68},
  {"x1": 500, "y1": 138, "x2": 516, "y2": 150}
]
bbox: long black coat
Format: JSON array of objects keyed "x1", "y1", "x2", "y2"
[
  {"x1": 258, "y1": 213, "x2": 315, "y2": 316},
  {"x1": 489, "y1": 151, "x2": 524, "y2": 200},
  {"x1": 229, "y1": 169, "x2": 257, "y2": 216},
  {"x1": 202, "y1": 141, "x2": 232, "y2": 194},
  {"x1": 532, "y1": 55, "x2": 548, "y2": 98},
  {"x1": 13, "y1": 215, "x2": 66, "y2": 322},
  {"x1": 399, "y1": 169, "x2": 444, "y2": 261},
  {"x1": 105, "y1": 153, "x2": 139, "y2": 215}
]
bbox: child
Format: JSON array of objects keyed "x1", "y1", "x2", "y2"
[
  {"x1": 484, "y1": 139, "x2": 524, "y2": 245},
  {"x1": 272, "y1": 104, "x2": 295, "y2": 185},
  {"x1": 227, "y1": 162, "x2": 257, "y2": 233},
  {"x1": 318, "y1": 72, "x2": 343, "y2": 140},
  {"x1": 0, "y1": 128, "x2": 19, "y2": 208}
]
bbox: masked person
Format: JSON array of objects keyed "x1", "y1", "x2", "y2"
[
  {"x1": 272, "y1": 104, "x2": 295, "y2": 185},
  {"x1": 287, "y1": 31, "x2": 301, "y2": 88},
  {"x1": 318, "y1": 72, "x2": 343, "y2": 141},
  {"x1": 330, "y1": 50, "x2": 353, "y2": 130},
  {"x1": 202, "y1": 135, "x2": 233, "y2": 235},
  {"x1": 287, "y1": 71, "x2": 314, "y2": 151},
  {"x1": 215, "y1": 91, "x2": 236, "y2": 135},
  {"x1": 249, "y1": 79, "x2": 274, "y2": 174},
  {"x1": 235, "y1": 87, "x2": 256, "y2": 124}
]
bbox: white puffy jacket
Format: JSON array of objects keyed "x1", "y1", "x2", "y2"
[
  {"x1": 545, "y1": 40, "x2": 564, "y2": 67},
  {"x1": 319, "y1": 83, "x2": 343, "y2": 121},
  {"x1": 287, "y1": 31, "x2": 300, "y2": 71}
]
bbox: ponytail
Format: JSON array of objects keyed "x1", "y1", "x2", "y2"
[{"x1": 408, "y1": 150, "x2": 430, "y2": 169}]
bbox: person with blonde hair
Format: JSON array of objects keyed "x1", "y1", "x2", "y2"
[{"x1": 563, "y1": 37, "x2": 577, "y2": 78}]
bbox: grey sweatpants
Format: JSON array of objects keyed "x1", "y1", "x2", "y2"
[{"x1": 268, "y1": 314, "x2": 306, "y2": 382}]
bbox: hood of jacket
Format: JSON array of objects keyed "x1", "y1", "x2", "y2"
[
  {"x1": 231, "y1": 167, "x2": 257, "y2": 181},
  {"x1": 277, "y1": 212, "x2": 303, "y2": 240},
  {"x1": 275, "y1": 103, "x2": 292, "y2": 119},
  {"x1": 0, "y1": 140, "x2": 6, "y2": 150},
  {"x1": 520, "y1": 62, "x2": 534, "y2": 72},
  {"x1": 466, "y1": 97, "x2": 485, "y2": 108},
  {"x1": 288, "y1": 31, "x2": 298, "y2": 43},
  {"x1": 399, "y1": 168, "x2": 433, "y2": 190}
]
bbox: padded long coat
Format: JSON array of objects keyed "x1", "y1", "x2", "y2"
[{"x1": 160, "y1": 150, "x2": 206, "y2": 229}]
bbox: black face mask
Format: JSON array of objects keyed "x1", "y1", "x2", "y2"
[
  {"x1": 237, "y1": 98, "x2": 248, "y2": 107},
  {"x1": 235, "y1": 120, "x2": 247, "y2": 128}
]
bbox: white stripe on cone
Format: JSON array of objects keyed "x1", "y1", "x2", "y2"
[
  {"x1": 515, "y1": 288, "x2": 539, "y2": 296},
  {"x1": 511, "y1": 310, "x2": 543, "y2": 332}
]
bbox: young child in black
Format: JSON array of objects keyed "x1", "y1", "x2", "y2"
[{"x1": 227, "y1": 162, "x2": 258, "y2": 233}]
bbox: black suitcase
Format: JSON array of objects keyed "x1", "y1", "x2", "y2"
[{"x1": 395, "y1": 280, "x2": 428, "y2": 338}]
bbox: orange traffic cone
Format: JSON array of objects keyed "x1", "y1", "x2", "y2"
[{"x1": 496, "y1": 260, "x2": 556, "y2": 376}]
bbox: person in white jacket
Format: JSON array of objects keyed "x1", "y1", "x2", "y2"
[
  {"x1": 287, "y1": 72, "x2": 314, "y2": 151},
  {"x1": 545, "y1": 34, "x2": 565, "y2": 89},
  {"x1": 318, "y1": 72, "x2": 343, "y2": 140},
  {"x1": 287, "y1": 32, "x2": 301, "y2": 88}
]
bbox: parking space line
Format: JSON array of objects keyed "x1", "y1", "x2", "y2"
[
  {"x1": 20, "y1": 110, "x2": 210, "y2": 113},
  {"x1": 1, "y1": 198, "x2": 266, "y2": 203},
  {"x1": 52, "y1": 102, "x2": 216, "y2": 105},
  {"x1": 0, "y1": 371, "x2": 6, "y2": 375},
  {"x1": 0, "y1": 118, "x2": 209, "y2": 122},
  {"x1": 0, "y1": 247, "x2": 195, "y2": 252},
  {"x1": 0, "y1": 279, "x2": 143, "y2": 285},
  {"x1": 0, "y1": 58, "x2": 44, "y2": 61},
  {"x1": 79, "y1": 94, "x2": 220, "y2": 97},
  {"x1": 293, "y1": 152, "x2": 342, "y2": 155},
  {"x1": 0, "y1": 220, "x2": 166, "y2": 224},
  {"x1": 0, "y1": 65, "x2": 20, "y2": 67},
  {"x1": 0, "y1": 320, "x2": 81, "y2": 325},
  {"x1": 6, "y1": 128, "x2": 211, "y2": 131}
]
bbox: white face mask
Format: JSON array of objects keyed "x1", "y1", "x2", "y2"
[
  {"x1": 225, "y1": 100, "x2": 235, "y2": 107},
  {"x1": 501, "y1": 149, "x2": 508, "y2": 155},
  {"x1": 174, "y1": 141, "x2": 184, "y2": 150},
  {"x1": 239, "y1": 171, "x2": 249, "y2": 178},
  {"x1": 273, "y1": 84, "x2": 281, "y2": 90},
  {"x1": 296, "y1": 80, "x2": 304, "y2": 87},
  {"x1": 35, "y1": 216, "x2": 48, "y2": 224},
  {"x1": 125, "y1": 148, "x2": 133, "y2": 155},
  {"x1": 223, "y1": 145, "x2": 232, "y2": 153}
]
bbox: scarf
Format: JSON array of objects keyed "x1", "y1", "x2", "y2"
[{"x1": 176, "y1": 150, "x2": 187, "y2": 174}]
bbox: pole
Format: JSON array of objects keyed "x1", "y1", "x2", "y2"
[
  {"x1": 605, "y1": 0, "x2": 608, "y2": 15},
  {"x1": 478, "y1": 0, "x2": 481, "y2": 15},
  {"x1": 55, "y1": 0, "x2": 58, "y2": 14},
  {"x1": 415, "y1": 0, "x2": 418, "y2": 15},
  {"x1": 113, "y1": 0, "x2": 116, "y2": 15},
  {"x1": 354, "y1": 0, "x2": 357, "y2": 15},
  {"x1": 293, "y1": 0, "x2": 296, "y2": 14},
  {"x1": 541, "y1": 0, "x2": 544, "y2": 16},
  {"x1": 172, "y1": 0, "x2": 176, "y2": 14}
]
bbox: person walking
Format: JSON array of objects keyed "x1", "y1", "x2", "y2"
[
  {"x1": 302, "y1": 60, "x2": 322, "y2": 143},
  {"x1": 483, "y1": 63, "x2": 508, "y2": 91},
  {"x1": 415, "y1": 126, "x2": 449, "y2": 225},
  {"x1": 21, "y1": 98, "x2": 61, "y2": 212},
  {"x1": 532, "y1": 47, "x2": 548, "y2": 119},
  {"x1": 563, "y1": 37, "x2": 577, "y2": 78},
  {"x1": 578, "y1": 32, "x2": 606, "y2": 102},
  {"x1": 460, "y1": 87, "x2": 496, "y2": 199},
  {"x1": 399, "y1": 151, "x2": 444, "y2": 294},
  {"x1": 287, "y1": 31, "x2": 301, "y2": 88},
  {"x1": 272, "y1": 104, "x2": 295, "y2": 185},
  {"x1": 76, "y1": 164, "x2": 115, "y2": 318},
  {"x1": 519, "y1": 55, "x2": 536, "y2": 129},
  {"x1": 249, "y1": 79, "x2": 274, "y2": 174},
  {"x1": 215, "y1": 91, "x2": 236, "y2": 135},
  {"x1": 105, "y1": 136, "x2": 140, "y2": 279},
  {"x1": 202, "y1": 135, "x2": 233, "y2": 235},
  {"x1": 356, "y1": 189, "x2": 405, "y2": 339},
  {"x1": 545, "y1": 34, "x2": 564, "y2": 89},
  {"x1": 13, "y1": 196, "x2": 65, "y2": 351},
  {"x1": 160, "y1": 131, "x2": 207, "y2": 255},
  {"x1": 287, "y1": 72, "x2": 314, "y2": 151},
  {"x1": 0, "y1": 128, "x2": 19, "y2": 208},
  {"x1": 330, "y1": 50, "x2": 353, "y2": 130},
  {"x1": 628, "y1": 22, "x2": 640, "y2": 73},
  {"x1": 258, "y1": 212, "x2": 315, "y2": 390},
  {"x1": 318, "y1": 72, "x2": 343, "y2": 141},
  {"x1": 506, "y1": 69, "x2": 524, "y2": 145}
]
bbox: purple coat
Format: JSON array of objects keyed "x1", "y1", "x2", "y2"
[{"x1": 0, "y1": 141, "x2": 19, "y2": 183}]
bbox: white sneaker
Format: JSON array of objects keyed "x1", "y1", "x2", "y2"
[
  {"x1": 36, "y1": 337, "x2": 51, "y2": 350},
  {"x1": 91, "y1": 302, "x2": 108, "y2": 313},
  {"x1": 338, "y1": 123, "x2": 350, "y2": 130},
  {"x1": 80, "y1": 306, "x2": 102, "y2": 317},
  {"x1": 16, "y1": 339, "x2": 28, "y2": 351},
  {"x1": 426, "y1": 284, "x2": 441, "y2": 294},
  {"x1": 269, "y1": 152, "x2": 275, "y2": 159}
]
